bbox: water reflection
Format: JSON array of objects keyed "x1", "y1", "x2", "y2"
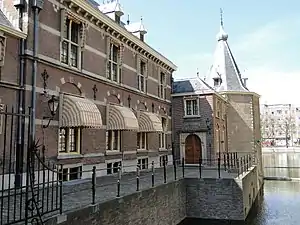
[
  {"x1": 263, "y1": 152, "x2": 300, "y2": 178},
  {"x1": 180, "y1": 181, "x2": 300, "y2": 225}
]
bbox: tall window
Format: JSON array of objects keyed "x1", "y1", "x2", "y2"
[
  {"x1": 137, "y1": 132, "x2": 147, "y2": 150},
  {"x1": 107, "y1": 130, "x2": 121, "y2": 151},
  {"x1": 217, "y1": 101, "x2": 221, "y2": 118},
  {"x1": 59, "y1": 127, "x2": 81, "y2": 154},
  {"x1": 159, "y1": 72, "x2": 166, "y2": 99},
  {"x1": 138, "y1": 61, "x2": 146, "y2": 92},
  {"x1": 159, "y1": 117, "x2": 167, "y2": 149},
  {"x1": 108, "y1": 43, "x2": 120, "y2": 82},
  {"x1": 185, "y1": 99, "x2": 199, "y2": 116},
  {"x1": 61, "y1": 18, "x2": 80, "y2": 67}
]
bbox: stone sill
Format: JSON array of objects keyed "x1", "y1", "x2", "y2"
[
  {"x1": 57, "y1": 154, "x2": 83, "y2": 160},
  {"x1": 105, "y1": 150, "x2": 122, "y2": 156}
]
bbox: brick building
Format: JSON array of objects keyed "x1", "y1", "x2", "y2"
[
  {"x1": 0, "y1": 0, "x2": 176, "y2": 182},
  {"x1": 172, "y1": 17, "x2": 263, "y2": 186},
  {"x1": 172, "y1": 77, "x2": 227, "y2": 164}
]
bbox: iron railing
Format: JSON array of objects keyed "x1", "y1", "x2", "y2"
[{"x1": 0, "y1": 107, "x2": 62, "y2": 225}]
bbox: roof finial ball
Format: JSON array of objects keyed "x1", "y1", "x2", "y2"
[{"x1": 217, "y1": 8, "x2": 228, "y2": 41}]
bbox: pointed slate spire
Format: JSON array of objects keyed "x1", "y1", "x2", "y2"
[{"x1": 206, "y1": 9, "x2": 248, "y2": 92}]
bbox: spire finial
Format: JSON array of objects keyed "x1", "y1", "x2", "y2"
[{"x1": 220, "y1": 8, "x2": 223, "y2": 27}]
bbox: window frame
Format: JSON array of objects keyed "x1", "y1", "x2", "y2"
[
  {"x1": 58, "y1": 166, "x2": 82, "y2": 182},
  {"x1": 107, "y1": 43, "x2": 121, "y2": 83},
  {"x1": 58, "y1": 127, "x2": 81, "y2": 154},
  {"x1": 138, "y1": 60, "x2": 147, "y2": 92},
  {"x1": 137, "y1": 132, "x2": 148, "y2": 150},
  {"x1": 159, "y1": 72, "x2": 167, "y2": 99},
  {"x1": 138, "y1": 158, "x2": 149, "y2": 170},
  {"x1": 159, "y1": 117, "x2": 167, "y2": 149},
  {"x1": 106, "y1": 130, "x2": 121, "y2": 151},
  {"x1": 184, "y1": 97, "x2": 200, "y2": 117},
  {"x1": 61, "y1": 18, "x2": 81, "y2": 68}
]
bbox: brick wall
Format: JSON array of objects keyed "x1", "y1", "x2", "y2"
[
  {"x1": 186, "y1": 166, "x2": 259, "y2": 221},
  {"x1": 226, "y1": 94, "x2": 253, "y2": 153},
  {"x1": 47, "y1": 180, "x2": 186, "y2": 225},
  {"x1": 46, "y1": 167, "x2": 260, "y2": 225}
]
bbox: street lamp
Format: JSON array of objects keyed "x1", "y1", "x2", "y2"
[{"x1": 43, "y1": 95, "x2": 59, "y2": 128}]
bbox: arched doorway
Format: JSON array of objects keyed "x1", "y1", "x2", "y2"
[{"x1": 185, "y1": 134, "x2": 202, "y2": 164}]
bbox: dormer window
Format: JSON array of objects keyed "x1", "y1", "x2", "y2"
[
  {"x1": 213, "y1": 77, "x2": 222, "y2": 87},
  {"x1": 115, "y1": 15, "x2": 121, "y2": 24},
  {"x1": 140, "y1": 33, "x2": 144, "y2": 41}
]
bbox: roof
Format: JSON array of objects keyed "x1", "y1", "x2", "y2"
[
  {"x1": 205, "y1": 24, "x2": 248, "y2": 92},
  {"x1": 97, "y1": 1, "x2": 123, "y2": 14},
  {"x1": 172, "y1": 77, "x2": 215, "y2": 95},
  {"x1": 0, "y1": 9, "x2": 14, "y2": 28}
]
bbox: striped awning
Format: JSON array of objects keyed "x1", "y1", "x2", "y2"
[
  {"x1": 107, "y1": 104, "x2": 139, "y2": 130},
  {"x1": 138, "y1": 111, "x2": 163, "y2": 132},
  {"x1": 61, "y1": 95, "x2": 102, "y2": 128}
]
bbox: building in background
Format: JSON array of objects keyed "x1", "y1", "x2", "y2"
[
  {"x1": 0, "y1": 0, "x2": 176, "y2": 183},
  {"x1": 172, "y1": 14, "x2": 263, "y2": 188},
  {"x1": 260, "y1": 104, "x2": 300, "y2": 147}
]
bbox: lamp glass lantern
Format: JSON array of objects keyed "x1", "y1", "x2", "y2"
[{"x1": 48, "y1": 95, "x2": 59, "y2": 116}]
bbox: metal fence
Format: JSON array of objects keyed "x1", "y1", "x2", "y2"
[{"x1": 0, "y1": 107, "x2": 62, "y2": 225}]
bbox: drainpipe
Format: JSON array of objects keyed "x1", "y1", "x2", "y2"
[
  {"x1": 29, "y1": 0, "x2": 43, "y2": 149},
  {"x1": 14, "y1": 0, "x2": 26, "y2": 188}
]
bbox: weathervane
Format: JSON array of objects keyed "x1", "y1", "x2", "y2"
[{"x1": 220, "y1": 8, "x2": 223, "y2": 27}]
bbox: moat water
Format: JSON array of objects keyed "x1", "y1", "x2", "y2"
[{"x1": 179, "y1": 180, "x2": 300, "y2": 225}]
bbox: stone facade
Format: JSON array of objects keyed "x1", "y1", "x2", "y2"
[
  {"x1": 0, "y1": 0, "x2": 176, "y2": 181},
  {"x1": 225, "y1": 92, "x2": 263, "y2": 187}
]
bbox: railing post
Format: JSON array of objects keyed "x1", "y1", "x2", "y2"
[
  {"x1": 163, "y1": 158, "x2": 167, "y2": 183},
  {"x1": 173, "y1": 158, "x2": 177, "y2": 180},
  {"x1": 59, "y1": 164, "x2": 63, "y2": 214},
  {"x1": 182, "y1": 157, "x2": 185, "y2": 178},
  {"x1": 199, "y1": 157, "x2": 202, "y2": 179},
  {"x1": 224, "y1": 153, "x2": 227, "y2": 171},
  {"x1": 92, "y1": 166, "x2": 96, "y2": 204},
  {"x1": 151, "y1": 161, "x2": 155, "y2": 187},
  {"x1": 227, "y1": 153, "x2": 230, "y2": 169},
  {"x1": 136, "y1": 165, "x2": 140, "y2": 191},
  {"x1": 236, "y1": 158, "x2": 240, "y2": 176},
  {"x1": 243, "y1": 156, "x2": 246, "y2": 172},
  {"x1": 117, "y1": 166, "x2": 121, "y2": 197},
  {"x1": 230, "y1": 153, "x2": 233, "y2": 168},
  {"x1": 218, "y1": 157, "x2": 221, "y2": 179}
]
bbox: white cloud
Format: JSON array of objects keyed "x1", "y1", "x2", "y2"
[{"x1": 174, "y1": 15, "x2": 300, "y2": 105}]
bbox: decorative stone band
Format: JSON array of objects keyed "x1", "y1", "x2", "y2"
[
  {"x1": 137, "y1": 111, "x2": 163, "y2": 133},
  {"x1": 61, "y1": 94, "x2": 103, "y2": 128},
  {"x1": 107, "y1": 104, "x2": 139, "y2": 131}
]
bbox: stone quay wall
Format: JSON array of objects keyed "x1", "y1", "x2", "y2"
[{"x1": 46, "y1": 166, "x2": 259, "y2": 225}]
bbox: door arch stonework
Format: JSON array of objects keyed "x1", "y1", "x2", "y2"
[{"x1": 185, "y1": 134, "x2": 202, "y2": 164}]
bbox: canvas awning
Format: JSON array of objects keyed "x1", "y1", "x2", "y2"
[
  {"x1": 61, "y1": 95, "x2": 102, "y2": 128},
  {"x1": 107, "y1": 104, "x2": 139, "y2": 130},
  {"x1": 138, "y1": 111, "x2": 163, "y2": 132}
]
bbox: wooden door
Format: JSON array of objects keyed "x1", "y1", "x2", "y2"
[{"x1": 185, "y1": 134, "x2": 202, "y2": 164}]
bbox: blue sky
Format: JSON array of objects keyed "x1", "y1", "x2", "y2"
[{"x1": 117, "y1": 0, "x2": 300, "y2": 104}]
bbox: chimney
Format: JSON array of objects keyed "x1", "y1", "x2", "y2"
[
  {"x1": 242, "y1": 78, "x2": 248, "y2": 87},
  {"x1": 127, "y1": 14, "x2": 130, "y2": 25}
]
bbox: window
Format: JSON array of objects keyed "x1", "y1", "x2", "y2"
[
  {"x1": 58, "y1": 166, "x2": 82, "y2": 182},
  {"x1": 160, "y1": 155, "x2": 168, "y2": 167},
  {"x1": 108, "y1": 43, "x2": 120, "y2": 82},
  {"x1": 138, "y1": 158, "x2": 148, "y2": 170},
  {"x1": 140, "y1": 33, "x2": 144, "y2": 41},
  {"x1": 107, "y1": 161, "x2": 121, "y2": 175},
  {"x1": 137, "y1": 132, "x2": 147, "y2": 149},
  {"x1": 138, "y1": 60, "x2": 146, "y2": 92},
  {"x1": 61, "y1": 18, "x2": 80, "y2": 67},
  {"x1": 59, "y1": 127, "x2": 81, "y2": 154},
  {"x1": 115, "y1": 15, "x2": 121, "y2": 24},
  {"x1": 159, "y1": 117, "x2": 167, "y2": 149},
  {"x1": 185, "y1": 99, "x2": 199, "y2": 116},
  {"x1": 217, "y1": 101, "x2": 221, "y2": 118},
  {"x1": 159, "y1": 72, "x2": 166, "y2": 99},
  {"x1": 106, "y1": 130, "x2": 121, "y2": 151},
  {"x1": 213, "y1": 77, "x2": 221, "y2": 86}
]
